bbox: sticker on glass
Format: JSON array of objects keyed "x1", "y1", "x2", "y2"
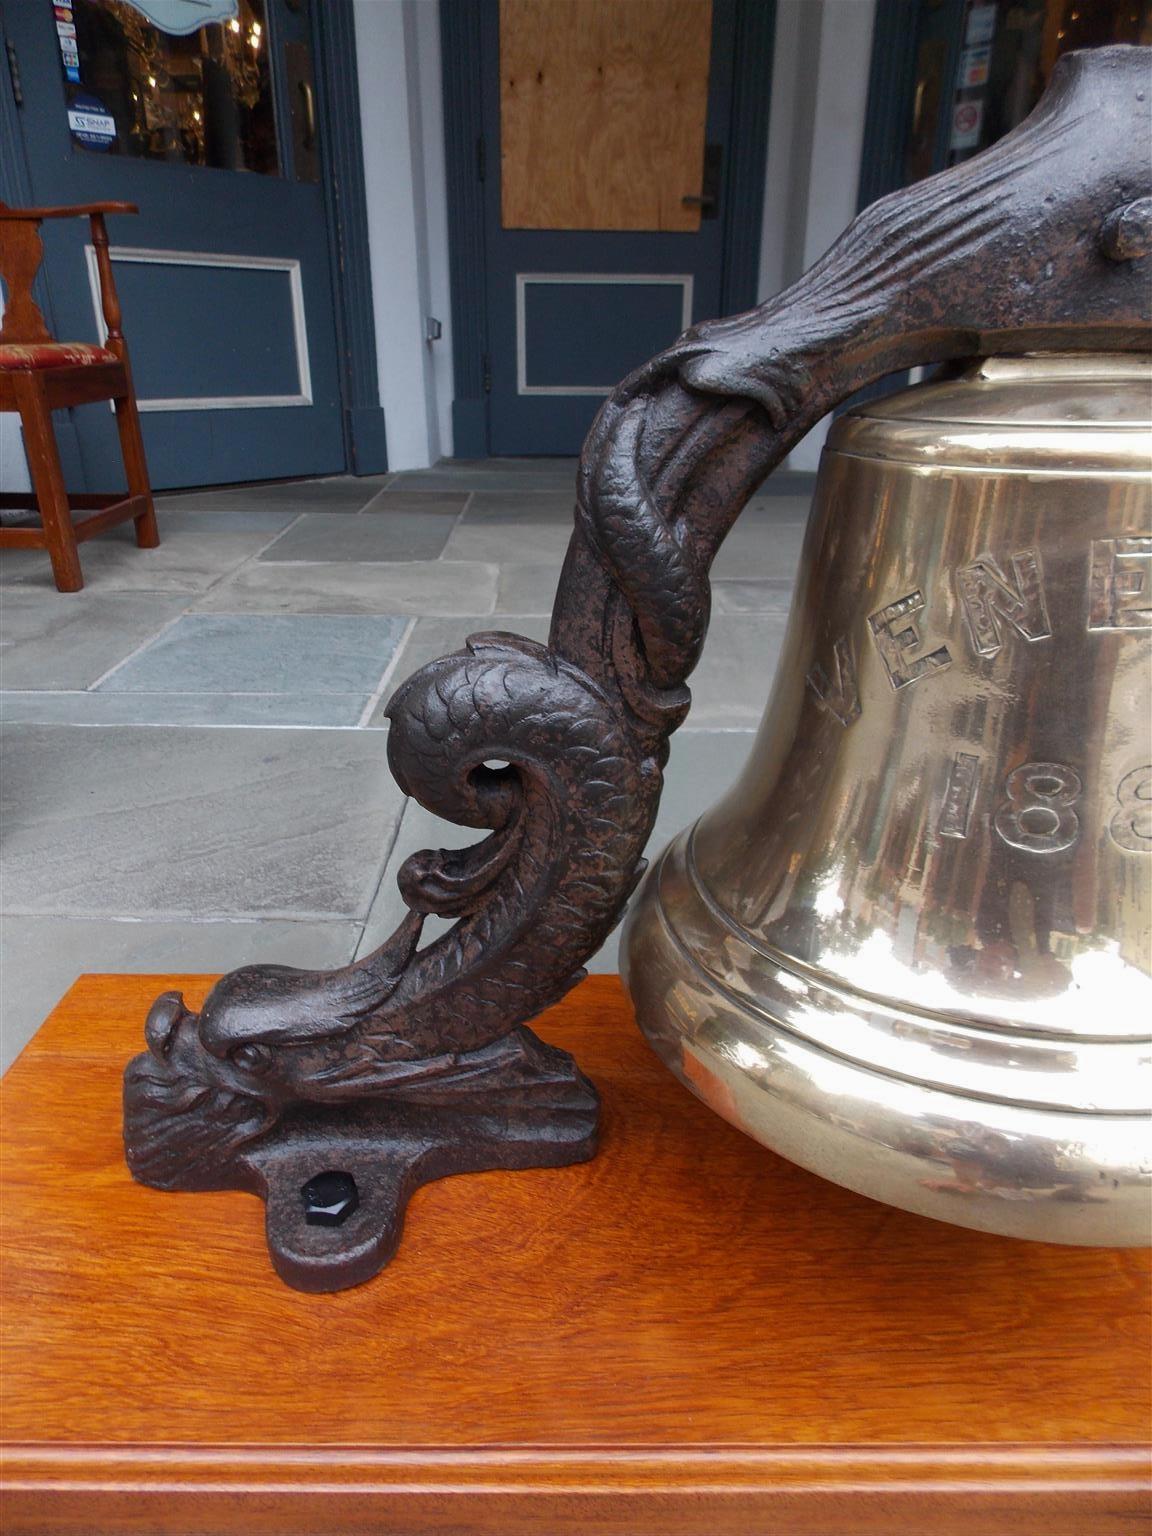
[
  {"x1": 67, "y1": 92, "x2": 117, "y2": 151},
  {"x1": 965, "y1": 4, "x2": 997, "y2": 45},
  {"x1": 960, "y1": 44, "x2": 991, "y2": 87},
  {"x1": 950, "y1": 99, "x2": 985, "y2": 150}
]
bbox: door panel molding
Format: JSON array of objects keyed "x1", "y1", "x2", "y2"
[
  {"x1": 83, "y1": 247, "x2": 313, "y2": 411},
  {"x1": 516, "y1": 273, "x2": 694, "y2": 396}
]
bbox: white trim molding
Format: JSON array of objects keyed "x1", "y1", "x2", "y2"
[
  {"x1": 515, "y1": 272, "x2": 694, "y2": 397},
  {"x1": 84, "y1": 246, "x2": 313, "y2": 412}
]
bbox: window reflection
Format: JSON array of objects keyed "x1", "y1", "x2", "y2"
[
  {"x1": 905, "y1": 0, "x2": 1151, "y2": 185},
  {"x1": 943, "y1": 0, "x2": 1152, "y2": 169},
  {"x1": 62, "y1": 0, "x2": 279, "y2": 175}
]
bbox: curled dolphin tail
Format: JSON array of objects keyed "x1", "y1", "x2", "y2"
[{"x1": 369, "y1": 635, "x2": 657, "y2": 1057}]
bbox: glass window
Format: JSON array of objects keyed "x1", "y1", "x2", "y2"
[
  {"x1": 943, "y1": 0, "x2": 1152, "y2": 169},
  {"x1": 58, "y1": 0, "x2": 279, "y2": 175},
  {"x1": 903, "y1": 0, "x2": 1151, "y2": 186}
]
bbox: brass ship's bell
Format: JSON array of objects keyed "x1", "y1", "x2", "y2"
[{"x1": 623, "y1": 354, "x2": 1152, "y2": 1246}]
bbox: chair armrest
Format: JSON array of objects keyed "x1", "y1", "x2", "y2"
[{"x1": 0, "y1": 202, "x2": 139, "y2": 221}]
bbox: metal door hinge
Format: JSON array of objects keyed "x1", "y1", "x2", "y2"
[
  {"x1": 482, "y1": 353, "x2": 492, "y2": 393},
  {"x1": 425, "y1": 316, "x2": 443, "y2": 343},
  {"x1": 477, "y1": 135, "x2": 486, "y2": 182},
  {"x1": 6, "y1": 39, "x2": 23, "y2": 106}
]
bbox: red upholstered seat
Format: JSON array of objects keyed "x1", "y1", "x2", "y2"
[{"x1": 0, "y1": 341, "x2": 118, "y2": 371}]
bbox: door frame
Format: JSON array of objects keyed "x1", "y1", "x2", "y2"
[
  {"x1": 856, "y1": 0, "x2": 966, "y2": 211},
  {"x1": 0, "y1": 20, "x2": 86, "y2": 485},
  {"x1": 441, "y1": 0, "x2": 776, "y2": 459},
  {"x1": 311, "y1": 0, "x2": 388, "y2": 475},
  {"x1": 847, "y1": 0, "x2": 964, "y2": 412},
  {"x1": 0, "y1": 0, "x2": 387, "y2": 483}
]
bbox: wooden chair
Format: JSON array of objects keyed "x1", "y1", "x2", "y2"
[{"x1": 0, "y1": 200, "x2": 159, "y2": 592}]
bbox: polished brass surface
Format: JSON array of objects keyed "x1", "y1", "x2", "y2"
[{"x1": 623, "y1": 354, "x2": 1152, "y2": 1246}]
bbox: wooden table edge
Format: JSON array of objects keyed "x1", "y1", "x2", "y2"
[{"x1": 3, "y1": 1440, "x2": 1149, "y2": 1492}]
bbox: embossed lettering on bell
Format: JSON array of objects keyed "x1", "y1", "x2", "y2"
[{"x1": 623, "y1": 353, "x2": 1152, "y2": 1246}]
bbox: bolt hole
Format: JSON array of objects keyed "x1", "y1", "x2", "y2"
[{"x1": 301, "y1": 1169, "x2": 359, "y2": 1227}]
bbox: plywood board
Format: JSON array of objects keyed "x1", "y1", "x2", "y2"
[{"x1": 499, "y1": 0, "x2": 713, "y2": 231}]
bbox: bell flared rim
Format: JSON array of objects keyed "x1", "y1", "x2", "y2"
[{"x1": 649, "y1": 828, "x2": 1152, "y2": 1117}]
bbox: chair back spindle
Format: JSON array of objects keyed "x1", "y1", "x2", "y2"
[
  {"x1": 0, "y1": 206, "x2": 52, "y2": 346},
  {"x1": 88, "y1": 213, "x2": 124, "y2": 355}
]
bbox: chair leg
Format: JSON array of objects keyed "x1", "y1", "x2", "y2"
[
  {"x1": 12, "y1": 373, "x2": 84, "y2": 593},
  {"x1": 113, "y1": 388, "x2": 159, "y2": 549}
]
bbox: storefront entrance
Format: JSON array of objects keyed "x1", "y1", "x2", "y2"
[{"x1": 1, "y1": 0, "x2": 381, "y2": 488}]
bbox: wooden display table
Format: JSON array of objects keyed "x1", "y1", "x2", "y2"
[{"x1": 1, "y1": 974, "x2": 1148, "y2": 1534}]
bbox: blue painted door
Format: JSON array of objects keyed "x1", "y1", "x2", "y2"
[
  {"x1": 2, "y1": 0, "x2": 347, "y2": 488},
  {"x1": 480, "y1": 0, "x2": 743, "y2": 457}
]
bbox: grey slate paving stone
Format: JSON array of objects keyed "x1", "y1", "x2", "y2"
[
  {"x1": 712, "y1": 578, "x2": 798, "y2": 614},
  {"x1": 0, "y1": 591, "x2": 186, "y2": 690},
  {"x1": 464, "y1": 491, "x2": 576, "y2": 518},
  {"x1": 747, "y1": 472, "x2": 818, "y2": 500},
  {"x1": 743, "y1": 493, "x2": 812, "y2": 522},
  {"x1": 444, "y1": 522, "x2": 574, "y2": 568},
  {"x1": 401, "y1": 474, "x2": 578, "y2": 495},
  {"x1": 489, "y1": 497, "x2": 809, "y2": 612},
  {"x1": 494, "y1": 563, "x2": 563, "y2": 615},
  {"x1": 689, "y1": 614, "x2": 790, "y2": 726},
  {"x1": 0, "y1": 916, "x2": 361, "y2": 1074},
  {"x1": 191, "y1": 560, "x2": 498, "y2": 616},
  {"x1": 360, "y1": 489, "x2": 469, "y2": 516},
  {"x1": 709, "y1": 507, "x2": 807, "y2": 581},
  {"x1": 392, "y1": 459, "x2": 578, "y2": 494},
  {"x1": 366, "y1": 614, "x2": 551, "y2": 727},
  {"x1": 158, "y1": 474, "x2": 392, "y2": 514},
  {"x1": 0, "y1": 509, "x2": 301, "y2": 594},
  {"x1": 1, "y1": 724, "x2": 404, "y2": 920},
  {"x1": 441, "y1": 497, "x2": 576, "y2": 565},
  {"x1": 356, "y1": 728, "x2": 756, "y2": 970},
  {"x1": 0, "y1": 690, "x2": 372, "y2": 728},
  {"x1": 96, "y1": 613, "x2": 408, "y2": 696},
  {"x1": 398, "y1": 458, "x2": 576, "y2": 477},
  {"x1": 257, "y1": 511, "x2": 458, "y2": 564}
]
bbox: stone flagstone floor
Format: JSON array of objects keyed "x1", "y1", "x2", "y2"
[{"x1": 0, "y1": 460, "x2": 808, "y2": 1070}]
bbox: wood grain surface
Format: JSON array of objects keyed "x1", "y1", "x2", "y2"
[
  {"x1": 2, "y1": 974, "x2": 1149, "y2": 1534},
  {"x1": 498, "y1": 0, "x2": 712, "y2": 230}
]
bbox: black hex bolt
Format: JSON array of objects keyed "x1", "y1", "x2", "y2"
[{"x1": 301, "y1": 1170, "x2": 359, "y2": 1227}]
